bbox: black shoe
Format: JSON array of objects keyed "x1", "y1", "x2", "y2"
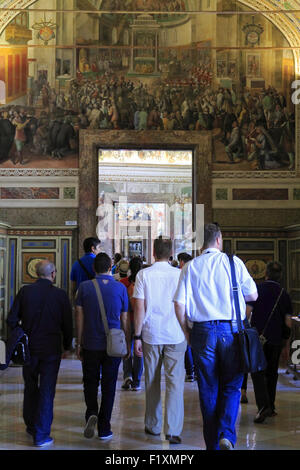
[
  {"x1": 144, "y1": 427, "x2": 160, "y2": 436},
  {"x1": 131, "y1": 384, "x2": 142, "y2": 391},
  {"x1": 241, "y1": 394, "x2": 248, "y2": 404},
  {"x1": 26, "y1": 427, "x2": 35, "y2": 437},
  {"x1": 254, "y1": 407, "x2": 272, "y2": 424},
  {"x1": 185, "y1": 374, "x2": 195, "y2": 382},
  {"x1": 166, "y1": 434, "x2": 181, "y2": 444},
  {"x1": 121, "y1": 377, "x2": 133, "y2": 390}
]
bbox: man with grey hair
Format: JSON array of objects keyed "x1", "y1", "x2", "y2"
[
  {"x1": 174, "y1": 223, "x2": 258, "y2": 450},
  {"x1": 7, "y1": 259, "x2": 73, "y2": 447}
]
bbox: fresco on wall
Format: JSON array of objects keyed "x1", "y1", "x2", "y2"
[
  {"x1": 239, "y1": 254, "x2": 274, "y2": 284},
  {"x1": 0, "y1": 0, "x2": 295, "y2": 171}
]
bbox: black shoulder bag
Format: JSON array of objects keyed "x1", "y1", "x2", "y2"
[
  {"x1": 1, "y1": 286, "x2": 52, "y2": 369},
  {"x1": 11, "y1": 329, "x2": 30, "y2": 366},
  {"x1": 228, "y1": 254, "x2": 267, "y2": 374},
  {"x1": 0, "y1": 325, "x2": 30, "y2": 370}
]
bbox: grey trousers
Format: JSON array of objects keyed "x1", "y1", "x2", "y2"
[{"x1": 142, "y1": 340, "x2": 186, "y2": 436}]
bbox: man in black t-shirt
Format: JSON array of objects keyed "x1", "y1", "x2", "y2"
[{"x1": 248, "y1": 261, "x2": 293, "y2": 423}]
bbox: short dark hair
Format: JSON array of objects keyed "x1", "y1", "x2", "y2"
[
  {"x1": 266, "y1": 261, "x2": 282, "y2": 282},
  {"x1": 83, "y1": 237, "x2": 101, "y2": 253},
  {"x1": 94, "y1": 252, "x2": 111, "y2": 274},
  {"x1": 153, "y1": 236, "x2": 172, "y2": 260},
  {"x1": 113, "y1": 253, "x2": 122, "y2": 264},
  {"x1": 128, "y1": 257, "x2": 143, "y2": 283},
  {"x1": 178, "y1": 252, "x2": 193, "y2": 264},
  {"x1": 203, "y1": 223, "x2": 221, "y2": 247}
]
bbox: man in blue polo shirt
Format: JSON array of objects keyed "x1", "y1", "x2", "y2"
[
  {"x1": 75, "y1": 252, "x2": 130, "y2": 440},
  {"x1": 70, "y1": 237, "x2": 101, "y2": 298}
]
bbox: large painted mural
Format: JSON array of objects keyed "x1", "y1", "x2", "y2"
[{"x1": 0, "y1": 0, "x2": 296, "y2": 172}]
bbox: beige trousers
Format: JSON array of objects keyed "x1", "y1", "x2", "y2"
[{"x1": 142, "y1": 340, "x2": 186, "y2": 436}]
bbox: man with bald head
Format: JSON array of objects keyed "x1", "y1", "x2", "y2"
[{"x1": 7, "y1": 259, "x2": 73, "y2": 447}]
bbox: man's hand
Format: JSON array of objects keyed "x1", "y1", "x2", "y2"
[
  {"x1": 133, "y1": 299, "x2": 145, "y2": 356},
  {"x1": 185, "y1": 329, "x2": 191, "y2": 346},
  {"x1": 124, "y1": 340, "x2": 132, "y2": 360},
  {"x1": 134, "y1": 339, "x2": 143, "y2": 357},
  {"x1": 174, "y1": 301, "x2": 190, "y2": 344}
]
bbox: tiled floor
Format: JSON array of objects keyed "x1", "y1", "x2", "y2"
[{"x1": 0, "y1": 357, "x2": 299, "y2": 451}]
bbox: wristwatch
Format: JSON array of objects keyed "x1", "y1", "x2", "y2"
[{"x1": 133, "y1": 335, "x2": 142, "y2": 340}]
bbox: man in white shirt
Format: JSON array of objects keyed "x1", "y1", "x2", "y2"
[
  {"x1": 174, "y1": 223, "x2": 258, "y2": 450},
  {"x1": 133, "y1": 237, "x2": 186, "y2": 445}
]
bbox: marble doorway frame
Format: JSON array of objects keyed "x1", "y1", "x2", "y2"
[{"x1": 78, "y1": 130, "x2": 213, "y2": 256}]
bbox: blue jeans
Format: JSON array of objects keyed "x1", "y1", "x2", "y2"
[
  {"x1": 191, "y1": 321, "x2": 244, "y2": 450},
  {"x1": 23, "y1": 355, "x2": 61, "y2": 442},
  {"x1": 123, "y1": 342, "x2": 143, "y2": 387}
]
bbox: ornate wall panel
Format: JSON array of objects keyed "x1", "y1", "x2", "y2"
[
  {"x1": 288, "y1": 230, "x2": 300, "y2": 312},
  {"x1": 6, "y1": 228, "x2": 73, "y2": 318}
]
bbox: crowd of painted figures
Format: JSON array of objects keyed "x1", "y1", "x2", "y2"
[
  {"x1": 100, "y1": 0, "x2": 186, "y2": 12},
  {"x1": 0, "y1": 68, "x2": 295, "y2": 169}
]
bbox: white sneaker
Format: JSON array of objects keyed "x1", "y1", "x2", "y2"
[
  {"x1": 219, "y1": 438, "x2": 233, "y2": 450},
  {"x1": 84, "y1": 415, "x2": 97, "y2": 439},
  {"x1": 98, "y1": 431, "x2": 113, "y2": 440}
]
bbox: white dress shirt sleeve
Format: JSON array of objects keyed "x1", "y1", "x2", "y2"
[
  {"x1": 132, "y1": 270, "x2": 145, "y2": 300},
  {"x1": 173, "y1": 263, "x2": 187, "y2": 305}
]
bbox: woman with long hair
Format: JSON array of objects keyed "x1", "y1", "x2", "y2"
[{"x1": 120, "y1": 256, "x2": 144, "y2": 391}]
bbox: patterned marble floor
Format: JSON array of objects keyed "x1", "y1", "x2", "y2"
[{"x1": 0, "y1": 357, "x2": 299, "y2": 451}]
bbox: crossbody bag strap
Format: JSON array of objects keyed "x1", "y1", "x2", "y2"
[
  {"x1": 261, "y1": 288, "x2": 284, "y2": 337},
  {"x1": 78, "y1": 259, "x2": 94, "y2": 280},
  {"x1": 92, "y1": 278, "x2": 110, "y2": 336},
  {"x1": 227, "y1": 254, "x2": 244, "y2": 332}
]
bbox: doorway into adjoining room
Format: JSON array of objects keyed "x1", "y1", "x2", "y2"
[
  {"x1": 78, "y1": 130, "x2": 212, "y2": 259},
  {"x1": 98, "y1": 148, "x2": 193, "y2": 264}
]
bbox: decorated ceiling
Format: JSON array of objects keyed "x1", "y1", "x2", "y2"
[{"x1": 0, "y1": 0, "x2": 299, "y2": 68}]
